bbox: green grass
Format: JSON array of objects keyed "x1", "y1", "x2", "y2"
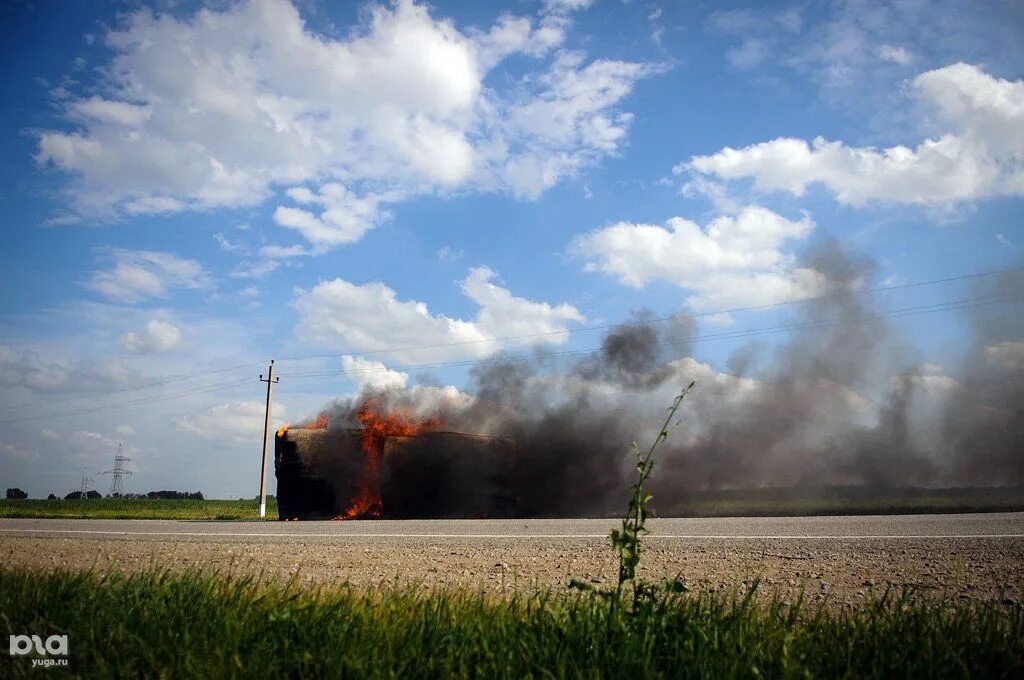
[
  {"x1": 3, "y1": 487, "x2": 1021, "y2": 521},
  {"x1": 0, "y1": 497, "x2": 277, "y2": 520},
  {"x1": 1, "y1": 568, "x2": 1021, "y2": 678}
]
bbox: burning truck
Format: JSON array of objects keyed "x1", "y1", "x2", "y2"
[{"x1": 274, "y1": 402, "x2": 516, "y2": 520}]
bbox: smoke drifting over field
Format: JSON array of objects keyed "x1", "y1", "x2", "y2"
[{"x1": 313, "y1": 248, "x2": 1023, "y2": 517}]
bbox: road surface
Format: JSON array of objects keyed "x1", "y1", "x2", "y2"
[
  {"x1": 2, "y1": 514, "x2": 1022, "y2": 603},
  {"x1": 1, "y1": 513, "x2": 1023, "y2": 539}
]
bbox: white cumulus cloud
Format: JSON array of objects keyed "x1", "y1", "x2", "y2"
[
  {"x1": 572, "y1": 206, "x2": 823, "y2": 310},
  {"x1": 685, "y1": 63, "x2": 1024, "y2": 207},
  {"x1": 176, "y1": 400, "x2": 287, "y2": 446},
  {"x1": 877, "y1": 45, "x2": 912, "y2": 65},
  {"x1": 293, "y1": 266, "x2": 585, "y2": 363},
  {"x1": 341, "y1": 356, "x2": 409, "y2": 391},
  {"x1": 0, "y1": 345, "x2": 143, "y2": 393},
  {"x1": 37, "y1": 0, "x2": 653, "y2": 247},
  {"x1": 119, "y1": 319, "x2": 183, "y2": 354},
  {"x1": 87, "y1": 249, "x2": 209, "y2": 303}
]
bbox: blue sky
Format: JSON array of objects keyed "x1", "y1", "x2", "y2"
[{"x1": 0, "y1": 0, "x2": 1021, "y2": 498}]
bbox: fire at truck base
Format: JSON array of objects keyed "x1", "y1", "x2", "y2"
[{"x1": 274, "y1": 427, "x2": 516, "y2": 520}]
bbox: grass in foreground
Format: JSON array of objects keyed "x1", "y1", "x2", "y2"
[
  {"x1": 1, "y1": 568, "x2": 1021, "y2": 678},
  {"x1": 0, "y1": 497, "x2": 276, "y2": 520}
]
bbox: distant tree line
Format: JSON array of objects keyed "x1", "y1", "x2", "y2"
[
  {"x1": 3, "y1": 489, "x2": 206, "y2": 501},
  {"x1": 64, "y1": 490, "x2": 102, "y2": 500},
  {"x1": 142, "y1": 490, "x2": 205, "y2": 500}
]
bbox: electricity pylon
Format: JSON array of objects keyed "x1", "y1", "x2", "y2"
[
  {"x1": 101, "y1": 444, "x2": 132, "y2": 497},
  {"x1": 77, "y1": 469, "x2": 94, "y2": 499}
]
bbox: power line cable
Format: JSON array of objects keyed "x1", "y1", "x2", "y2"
[
  {"x1": 0, "y1": 361, "x2": 265, "y2": 412},
  {"x1": 0, "y1": 377, "x2": 252, "y2": 425}
]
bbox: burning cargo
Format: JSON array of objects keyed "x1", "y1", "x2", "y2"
[{"x1": 275, "y1": 426, "x2": 516, "y2": 520}]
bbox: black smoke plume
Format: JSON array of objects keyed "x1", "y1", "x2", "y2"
[{"x1": 306, "y1": 247, "x2": 1023, "y2": 517}]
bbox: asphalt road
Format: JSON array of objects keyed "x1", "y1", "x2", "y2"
[
  {"x1": 1, "y1": 512, "x2": 1022, "y2": 540},
  {"x1": 4, "y1": 514, "x2": 1022, "y2": 602}
]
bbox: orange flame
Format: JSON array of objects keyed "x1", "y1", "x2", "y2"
[
  {"x1": 276, "y1": 413, "x2": 329, "y2": 438},
  {"x1": 305, "y1": 413, "x2": 329, "y2": 430},
  {"x1": 335, "y1": 399, "x2": 441, "y2": 520}
]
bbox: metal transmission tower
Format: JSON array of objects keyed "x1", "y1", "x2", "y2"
[
  {"x1": 77, "y1": 470, "x2": 94, "y2": 499},
  {"x1": 101, "y1": 444, "x2": 133, "y2": 497}
]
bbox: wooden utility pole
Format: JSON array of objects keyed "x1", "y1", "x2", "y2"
[{"x1": 258, "y1": 360, "x2": 279, "y2": 519}]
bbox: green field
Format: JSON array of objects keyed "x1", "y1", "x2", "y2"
[
  {"x1": 0, "y1": 497, "x2": 277, "y2": 520},
  {"x1": 1, "y1": 568, "x2": 1021, "y2": 678},
  {"x1": 1, "y1": 486, "x2": 1022, "y2": 521}
]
